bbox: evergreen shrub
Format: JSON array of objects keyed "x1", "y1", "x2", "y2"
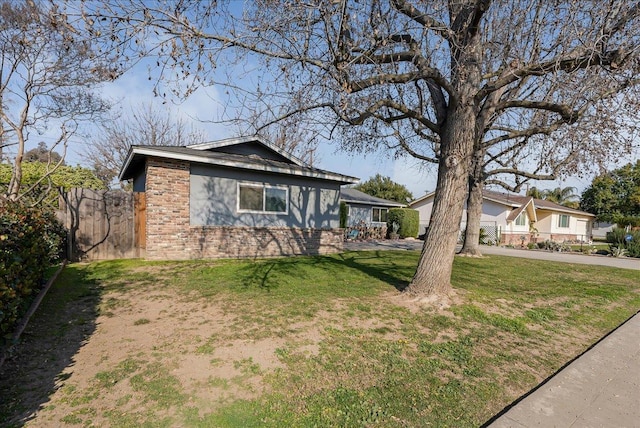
[
  {"x1": 387, "y1": 208, "x2": 419, "y2": 238},
  {"x1": 0, "y1": 202, "x2": 66, "y2": 341},
  {"x1": 606, "y1": 227, "x2": 640, "y2": 258}
]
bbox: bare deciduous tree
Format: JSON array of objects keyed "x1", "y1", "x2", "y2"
[
  {"x1": 460, "y1": 93, "x2": 639, "y2": 256},
  {"x1": 74, "y1": 1, "x2": 640, "y2": 299},
  {"x1": 83, "y1": 103, "x2": 207, "y2": 187},
  {"x1": 0, "y1": 0, "x2": 114, "y2": 205}
]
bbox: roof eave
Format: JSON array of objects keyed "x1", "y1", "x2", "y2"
[
  {"x1": 408, "y1": 191, "x2": 436, "y2": 206},
  {"x1": 536, "y1": 206, "x2": 595, "y2": 217},
  {"x1": 341, "y1": 198, "x2": 404, "y2": 207},
  {"x1": 119, "y1": 147, "x2": 358, "y2": 184},
  {"x1": 118, "y1": 146, "x2": 137, "y2": 181}
]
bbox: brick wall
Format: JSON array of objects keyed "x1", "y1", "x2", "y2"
[
  {"x1": 145, "y1": 158, "x2": 191, "y2": 260},
  {"x1": 144, "y1": 157, "x2": 344, "y2": 260}
]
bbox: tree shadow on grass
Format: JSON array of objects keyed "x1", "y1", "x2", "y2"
[
  {"x1": 233, "y1": 250, "x2": 412, "y2": 293},
  {"x1": 333, "y1": 250, "x2": 411, "y2": 292},
  {"x1": 0, "y1": 264, "x2": 113, "y2": 427}
]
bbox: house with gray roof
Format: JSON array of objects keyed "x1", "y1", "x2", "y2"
[
  {"x1": 119, "y1": 136, "x2": 358, "y2": 260},
  {"x1": 409, "y1": 189, "x2": 595, "y2": 245},
  {"x1": 340, "y1": 187, "x2": 405, "y2": 228}
]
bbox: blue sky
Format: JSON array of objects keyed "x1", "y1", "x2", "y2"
[
  {"x1": 61, "y1": 66, "x2": 634, "y2": 199},
  {"x1": 6, "y1": 2, "x2": 637, "y2": 202},
  {"x1": 47, "y1": 21, "x2": 637, "y2": 200},
  {"x1": 41, "y1": 64, "x2": 635, "y2": 200},
  {"x1": 55, "y1": 61, "x2": 441, "y2": 198}
]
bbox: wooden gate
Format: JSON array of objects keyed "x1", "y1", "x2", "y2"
[
  {"x1": 57, "y1": 188, "x2": 138, "y2": 261},
  {"x1": 134, "y1": 192, "x2": 146, "y2": 255}
]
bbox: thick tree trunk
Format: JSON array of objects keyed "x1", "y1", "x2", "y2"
[
  {"x1": 405, "y1": 107, "x2": 476, "y2": 297},
  {"x1": 460, "y1": 153, "x2": 484, "y2": 257},
  {"x1": 460, "y1": 181, "x2": 483, "y2": 256},
  {"x1": 403, "y1": 7, "x2": 483, "y2": 299}
]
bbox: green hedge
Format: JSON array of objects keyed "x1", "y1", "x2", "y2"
[
  {"x1": 387, "y1": 208, "x2": 419, "y2": 238},
  {"x1": 339, "y1": 202, "x2": 348, "y2": 228},
  {"x1": 606, "y1": 227, "x2": 640, "y2": 258},
  {"x1": 1, "y1": 202, "x2": 66, "y2": 342}
]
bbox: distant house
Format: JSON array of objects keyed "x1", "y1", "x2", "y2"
[
  {"x1": 119, "y1": 136, "x2": 358, "y2": 260},
  {"x1": 340, "y1": 188, "x2": 404, "y2": 227},
  {"x1": 408, "y1": 189, "x2": 595, "y2": 245},
  {"x1": 591, "y1": 221, "x2": 615, "y2": 240}
]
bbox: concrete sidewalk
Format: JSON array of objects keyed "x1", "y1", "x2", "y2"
[
  {"x1": 480, "y1": 245, "x2": 640, "y2": 271},
  {"x1": 485, "y1": 311, "x2": 640, "y2": 428}
]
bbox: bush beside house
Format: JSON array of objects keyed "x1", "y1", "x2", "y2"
[
  {"x1": 0, "y1": 202, "x2": 65, "y2": 342},
  {"x1": 606, "y1": 227, "x2": 640, "y2": 258},
  {"x1": 339, "y1": 202, "x2": 348, "y2": 228},
  {"x1": 388, "y1": 208, "x2": 419, "y2": 238}
]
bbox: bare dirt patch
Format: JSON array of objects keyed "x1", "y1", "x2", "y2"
[{"x1": 0, "y1": 277, "x2": 305, "y2": 427}]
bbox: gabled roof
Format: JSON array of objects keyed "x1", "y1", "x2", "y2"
[
  {"x1": 340, "y1": 188, "x2": 405, "y2": 207},
  {"x1": 407, "y1": 190, "x2": 435, "y2": 207},
  {"x1": 187, "y1": 135, "x2": 306, "y2": 167},
  {"x1": 119, "y1": 140, "x2": 359, "y2": 185},
  {"x1": 532, "y1": 198, "x2": 595, "y2": 216},
  {"x1": 506, "y1": 196, "x2": 538, "y2": 223},
  {"x1": 482, "y1": 189, "x2": 530, "y2": 208},
  {"x1": 484, "y1": 190, "x2": 594, "y2": 217},
  {"x1": 409, "y1": 188, "x2": 594, "y2": 217}
]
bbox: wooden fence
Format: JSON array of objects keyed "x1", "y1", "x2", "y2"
[{"x1": 57, "y1": 188, "x2": 142, "y2": 261}]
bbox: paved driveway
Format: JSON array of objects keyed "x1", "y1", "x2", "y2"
[{"x1": 344, "y1": 240, "x2": 640, "y2": 271}]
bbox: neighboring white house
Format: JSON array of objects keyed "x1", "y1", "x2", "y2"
[{"x1": 408, "y1": 189, "x2": 595, "y2": 245}]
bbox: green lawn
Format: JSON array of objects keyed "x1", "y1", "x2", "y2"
[
  {"x1": 568, "y1": 243, "x2": 610, "y2": 253},
  {"x1": 1, "y1": 251, "x2": 638, "y2": 427}
]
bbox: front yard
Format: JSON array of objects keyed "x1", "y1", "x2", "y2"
[{"x1": 1, "y1": 251, "x2": 638, "y2": 427}]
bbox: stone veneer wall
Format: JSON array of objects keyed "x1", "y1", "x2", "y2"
[
  {"x1": 189, "y1": 226, "x2": 344, "y2": 259},
  {"x1": 144, "y1": 157, "x2": 344, "y2": 260}
]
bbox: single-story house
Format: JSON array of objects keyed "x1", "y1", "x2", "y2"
[
  {"x1": 119, "y1": 136, "x2": 358, "y2": 260},
  {"x1": 340, "y1": 187, "x2": 404, "y2": 227},
  {"x1": 591, "y1": 221, "x2": 615, "y2": 240},
  {"x1": 408, "y1": 189, "x2": 595, "y2": 245}
]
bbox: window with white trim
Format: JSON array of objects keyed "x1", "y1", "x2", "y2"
[
  {"x1": 372, "y1": 207, "x2": 388, "y2": 223},
  {"x1": 557, "y1": 214, "x2": 570, "y2": 228},
  {"x1": 238, "y1": 183, "x2": 288, "y2": 214},
  {"x1": 515, "y1": 212, "x2": 527, "y2": 226}
]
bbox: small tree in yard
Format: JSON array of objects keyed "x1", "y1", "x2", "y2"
[
  {"x1": 83, "y1": 103, "x2": 206, "y2": 188},
  {"x1": 581, "y1": 161, "x2": 640, "y2": 223},
  {"x1": 75, "y1": 1, "x2": 640, "y2": 300},
  {"x1": 0, "y1": 0, "x2": 113, "y2": 206}
]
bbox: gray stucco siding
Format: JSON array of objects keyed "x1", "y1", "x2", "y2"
[
  {"x1": 190, "y1": 163, "x2": 340, "y2": 228},
  {"x1": 347, "y1": 204, "x2": 373, "y2": 226}
]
